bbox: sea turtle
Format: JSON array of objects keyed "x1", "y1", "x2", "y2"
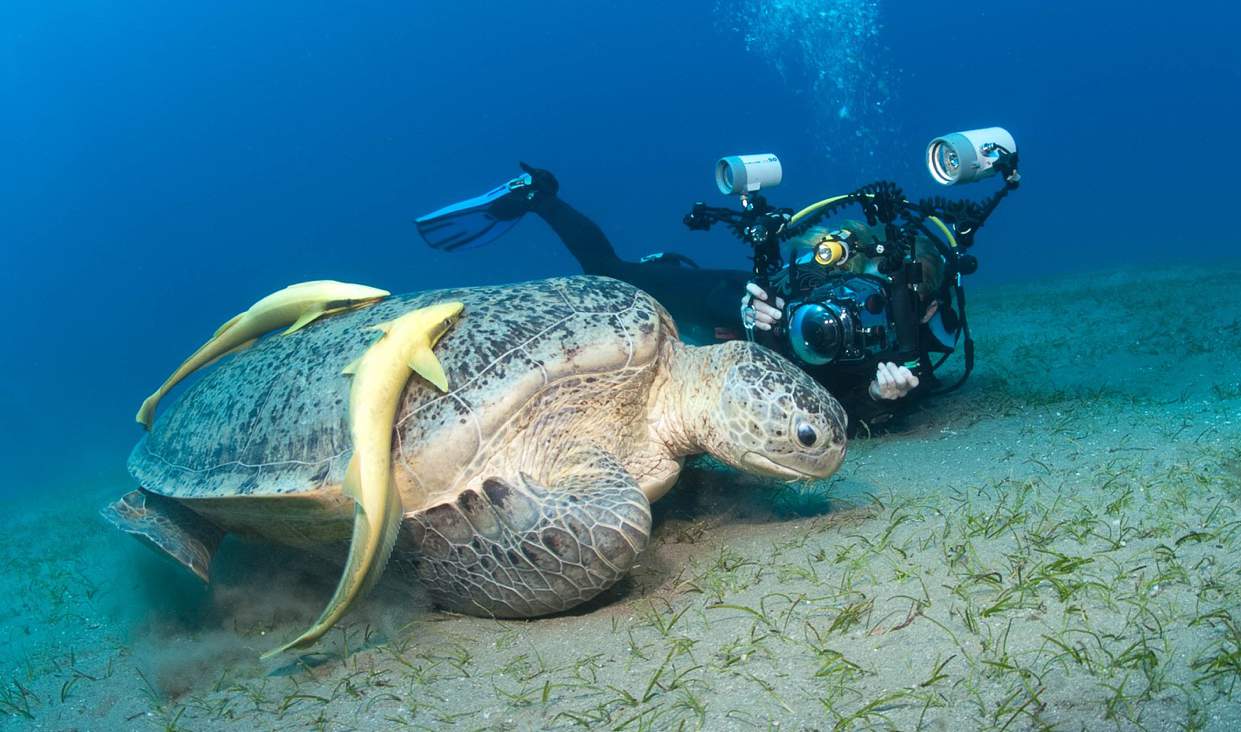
[{"x1": 104, "y1": 276, "x2": 847, "y2": 649}]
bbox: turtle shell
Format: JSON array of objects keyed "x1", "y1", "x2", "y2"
[{"x1": 130, "y1": 276, "x2": 672, "y2": 510}]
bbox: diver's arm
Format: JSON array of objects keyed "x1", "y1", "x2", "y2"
[
  {"x1": 843, "y1": 383, "x2": 897, "y2": 431},
  {"x1": 696, "y1": 273, "x2": 760, "y2": 340},
  {"x1": 838, "y1": 363, "x2": 921, "y2": 433}
]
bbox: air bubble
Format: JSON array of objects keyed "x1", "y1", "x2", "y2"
[{"x1": 717, "y1": 0, "x2": 898, "y2": 164}]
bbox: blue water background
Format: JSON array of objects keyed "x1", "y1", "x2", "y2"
[{"x1": 2, "y1": 0, "x2": 1238, "y2": 494}]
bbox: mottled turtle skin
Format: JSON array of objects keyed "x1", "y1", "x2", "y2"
[{"x1": 108, "y1": 276, "x2": 847, "y2": 619}]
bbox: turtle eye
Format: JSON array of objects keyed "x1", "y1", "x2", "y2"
[{"x1": 796, "y1": 422, "x2": 817, "y2": 447}]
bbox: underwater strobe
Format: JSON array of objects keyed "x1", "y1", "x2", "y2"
[
  {"x1": 926, "y1": 127, "x2": 1017, "y2": 185},
  {"x1": 716, "y1": 154, "x2": 782, "y2": 195}
]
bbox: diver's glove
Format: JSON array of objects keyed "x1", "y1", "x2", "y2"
[{"x1": 487, "y1": 162, "x2": 561, "y2": 221}]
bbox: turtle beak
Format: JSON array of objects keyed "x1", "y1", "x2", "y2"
[
  {"x1": 741, "y1": 444, "x2": 845, "y2": 482},
  {"x1": 741, "y1": 452, "x2": 818, "y2": 482}
]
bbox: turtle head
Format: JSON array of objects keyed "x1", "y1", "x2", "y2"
[{"x1": 682, "y1": 341, "x2": 847, "y2": 481}]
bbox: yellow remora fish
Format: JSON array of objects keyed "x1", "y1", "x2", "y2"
[
  {"x1": 135, "y1": 280, "x2": 390, "y2": 430},
  {"x1": 263, "y1": 300, "x2": 464, "y2": 658}
]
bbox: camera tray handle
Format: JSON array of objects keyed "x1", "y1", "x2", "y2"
[{"x1": 682, "y1": 194, "x2": 791, "y2": 292}]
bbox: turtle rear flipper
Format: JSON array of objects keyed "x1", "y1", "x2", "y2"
[
  {"x1": 409, "y1": 446, "x2": 653, "y2": 618},
  {"x1": 102, "y1": 489, "x2": 224, "y2": 582}
]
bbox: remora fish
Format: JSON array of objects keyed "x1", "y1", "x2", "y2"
[
  {"x1": 263, "y1": 300, "x2": 464, "y2": 658},
  {"x1": 135, "y1": 280, "x2": 390, "y2": 429}
]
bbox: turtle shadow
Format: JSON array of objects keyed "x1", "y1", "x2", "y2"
[{"x1": 655, "y1": 457, "x2": 870, "y2": 525}]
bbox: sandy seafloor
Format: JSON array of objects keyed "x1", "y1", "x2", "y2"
[{"x1": 4, "y1": 263, "x2": 1241, "y2": 731}]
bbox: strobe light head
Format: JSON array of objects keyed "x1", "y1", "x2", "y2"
[
  {"x1": 926, "y1": 127, "x2": 1017, "y2": 185},
  {"x1": 716, "y1": 153, "x2": 782, "y2": 195}
]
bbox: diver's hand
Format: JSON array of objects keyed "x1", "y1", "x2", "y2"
[
  {"x1": 519, "y1": 162, "x2": 560, "y2": 197},
  {"x1": 745, "y1": 283, "x2": 784, "y2": 331},
  {"x1": 868, "y1": 362, "x2": 920, "y2": 401}
]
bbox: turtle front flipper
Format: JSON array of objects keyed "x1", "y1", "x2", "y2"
[
  {"x1": 101, "y1": 489, "x2": 224, "y2": 582},
  {"x1": 409, "y1": 446, "x2": 653, "y2": 618}
]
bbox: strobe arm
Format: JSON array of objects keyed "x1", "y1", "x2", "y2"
[
  {"x1": 915, "y1": 149, "x2": 1019, "y2": 248},
  {"x1": 682, "y1": 197, "x2": 792, "y2": 290}
]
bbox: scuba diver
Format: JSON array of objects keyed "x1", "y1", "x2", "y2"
[
  {"x1": 416, "y1": 163, "x2": 952, "y2": 430},
  {"x1": 418, "y1": 131, "x2": 1019, "y2": 431}
]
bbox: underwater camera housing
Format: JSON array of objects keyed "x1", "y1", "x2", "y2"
[
  {"x1": 684, "y1": 131, "x2": 1020, "y2": 389},
  {"x1": 784, "y1": 272, "x2": 894, "y2": 366},
  {"x1": 776, "y1": 226, "x2": 899, "y2": 366}
]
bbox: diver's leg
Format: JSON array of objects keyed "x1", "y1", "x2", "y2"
[
  {"x1": 530, "y1": 196, "x2": 627, "y2": 276},
  {"x1": 405, "y1": 446, "x2": 651, "y2": 618},
  {"x1": 529, "y1": 193, "x2": 754, "y2": 335}
]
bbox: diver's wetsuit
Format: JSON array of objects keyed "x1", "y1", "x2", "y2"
[
  {"x1": 529, "y1": 194, "x2": 751, "y2": 344},
  {"x1": 529, "y1": 193, "x2": 924, "y2": 431}
]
